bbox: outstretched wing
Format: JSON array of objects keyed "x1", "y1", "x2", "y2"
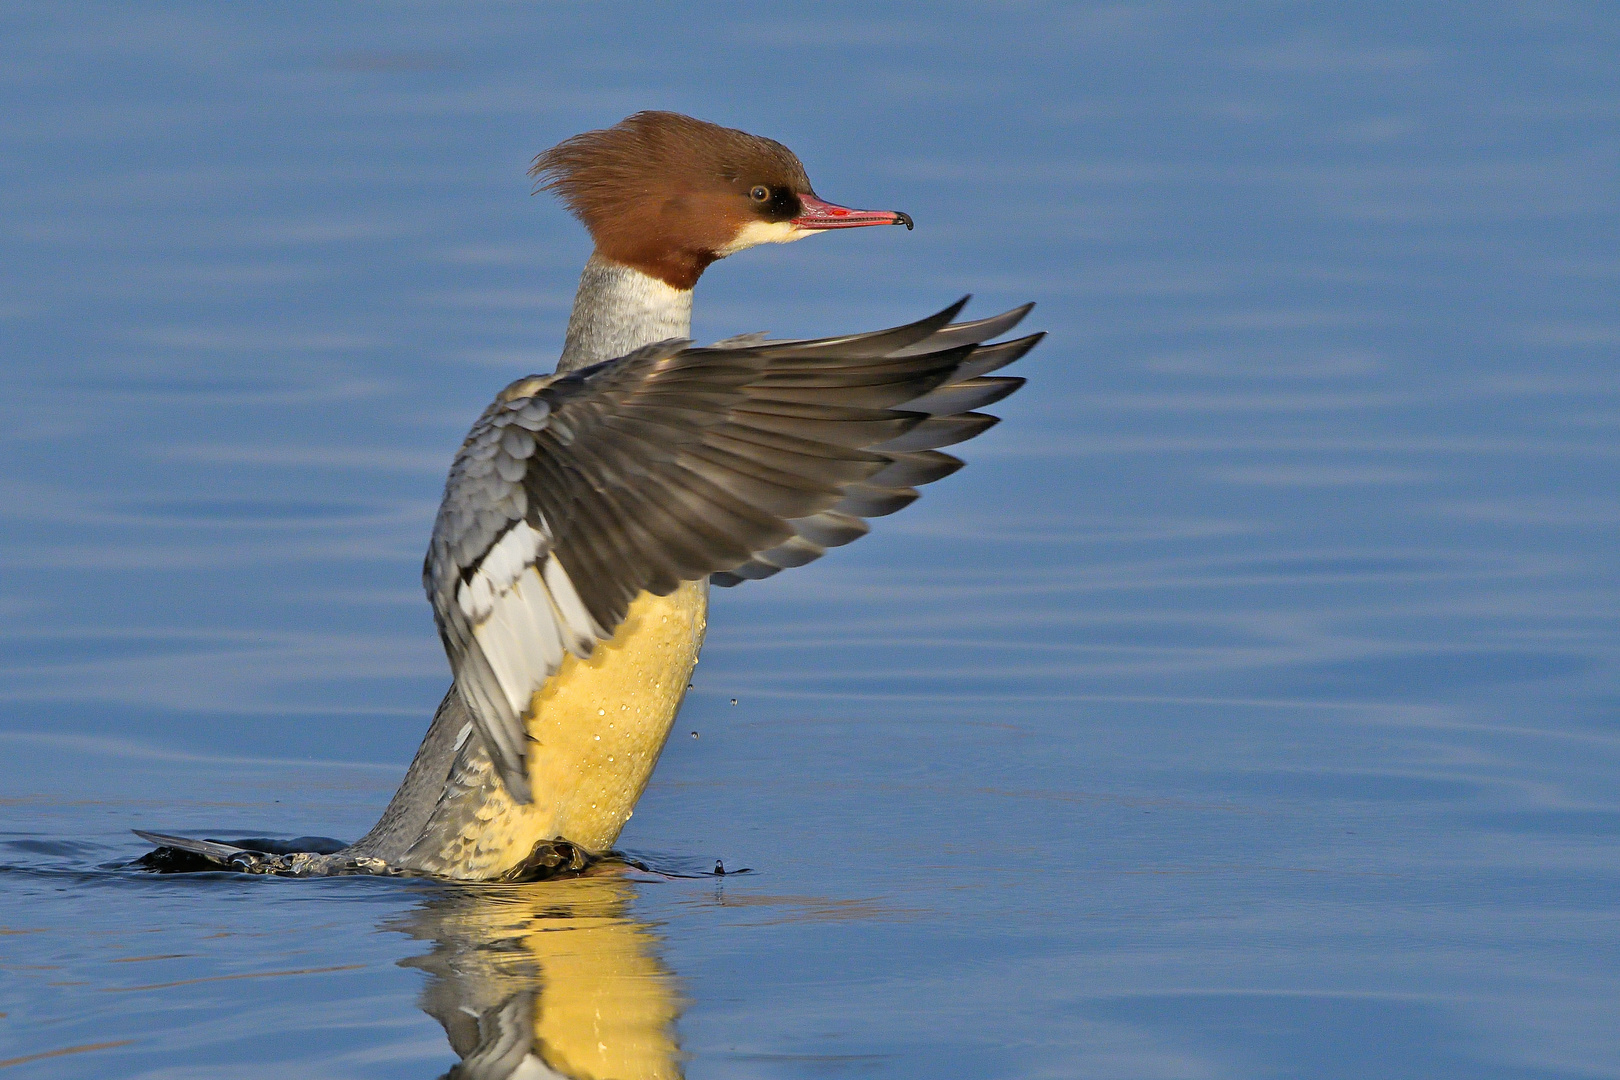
[{"x1": 425, "y1": 298, "x2": 1041, "y2": 801}]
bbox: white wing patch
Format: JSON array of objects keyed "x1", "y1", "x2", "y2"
[
  {"x1": 454, "y1": 519, "x2": 606, "y2": 757},
  {"x1": 543, "y1": 553, "x2": 606, "y2": 649},
  {"x1": 457, "y1": 520, "x2": 547, "y2": 622},
  {"x1": 473, "y1": 566, "x2": 566, "y2": 717}
]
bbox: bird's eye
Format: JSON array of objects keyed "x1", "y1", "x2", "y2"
[{"x1": 749, "y1": 185, "x2": 770, "y2": 202}]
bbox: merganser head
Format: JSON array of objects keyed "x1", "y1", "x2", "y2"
[{"x1": 529, "y1": 111, "x2": 912, "y2": 290}]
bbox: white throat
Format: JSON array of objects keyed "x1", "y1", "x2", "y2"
[{"x1": 557, "y1": 255, "x2": 693, "y2": 372}]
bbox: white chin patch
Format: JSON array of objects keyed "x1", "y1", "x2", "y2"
[{"x1": 716, "y1": 219, "x2": 813, "y2": 256}]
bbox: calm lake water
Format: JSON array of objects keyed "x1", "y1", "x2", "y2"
[{"x1": 3, "y1": 4, "x2": 1618, "y2": 1077}]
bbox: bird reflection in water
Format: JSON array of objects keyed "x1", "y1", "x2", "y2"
[{"x1": 389, "y1": 870, "x2": 683, "y2": 1080}]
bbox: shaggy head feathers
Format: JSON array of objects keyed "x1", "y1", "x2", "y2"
[{"x1": 530, "y1": 112, "x2": 817, "y2": 289}]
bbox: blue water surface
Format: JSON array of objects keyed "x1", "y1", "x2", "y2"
[{"x1": 2, "y1": 3, "x2": 1618, "y2": 1077}]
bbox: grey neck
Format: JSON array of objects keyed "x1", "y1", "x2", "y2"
[{"x1": 556, "y1": 255, "x2": 693, "y2": 372}]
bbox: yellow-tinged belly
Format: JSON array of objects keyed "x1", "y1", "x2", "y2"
[
  {"x1": 523, "y1": 578, "x2": 708, "y2": 848},
  {"x1": 436, "y1": 580, "x2": 708, "y2": 875}
]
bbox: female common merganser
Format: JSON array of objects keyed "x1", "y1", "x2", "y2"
[{"x1": 139, "y1": 112, "x2": 1042, "y2": 880}]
